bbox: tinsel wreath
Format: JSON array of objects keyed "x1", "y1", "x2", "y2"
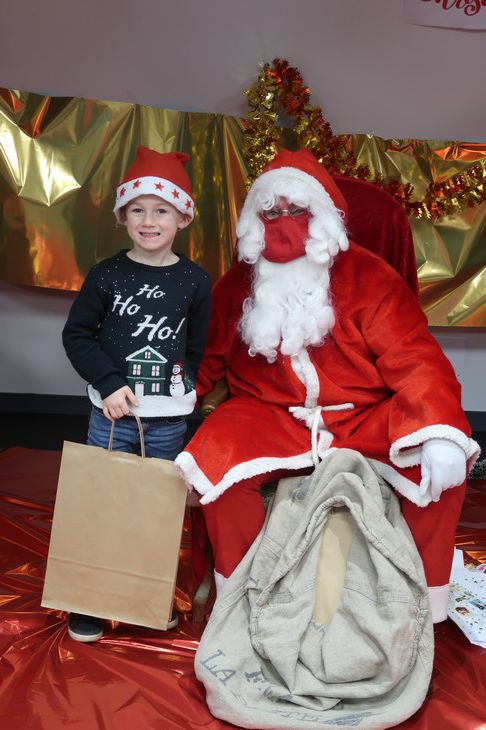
[{"x1": 243, "y1": 59, "x2": 486, "y2": 221}]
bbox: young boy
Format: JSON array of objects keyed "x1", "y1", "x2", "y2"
[{"x1": 62, "y1": 146, "x2": 211, "y2": 641}]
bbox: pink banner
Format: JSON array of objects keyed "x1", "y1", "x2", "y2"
[{"x1": 404, "y1": 0, "x2": 486, "y2": 29}]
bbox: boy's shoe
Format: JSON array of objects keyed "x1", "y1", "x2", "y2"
[
  {"x1": 68, "y1": 613, "x2": 104, "y2": 642},
  {"x1": 166, "y1": 609, "x2": 179, "y2": 630}
]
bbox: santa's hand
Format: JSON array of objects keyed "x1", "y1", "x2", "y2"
[
  {"x1": 420, "y1": 438, "x2": 467, "y2": 503},
  {"x1": 103, "y1": 386, "x2": 139, "y2": 420}
]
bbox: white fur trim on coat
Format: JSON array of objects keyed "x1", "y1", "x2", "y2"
[
  {"x1": 368, "y1": 458, "x2": 432, "y2": 507},
  {"x1": 389, "y1": 425, "x2": 480, "y2": 471},
  {"x1": 290, "y1": 350, "x2": 320, "y2": 408},
  {"x1": 428, "y1": 585, "x2": 450, "y2": 623},
  {"x1": 174, "y1": 445, "x2": 337, "y2": 505}
]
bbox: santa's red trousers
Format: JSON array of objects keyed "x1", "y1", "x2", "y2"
[{"x1": 201, "y1": 469, "x2": 466, "y2": 588}]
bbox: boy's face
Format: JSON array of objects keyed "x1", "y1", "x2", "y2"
[{"x1": 122, "y1": 195, "x2": 190, "y2": 258}]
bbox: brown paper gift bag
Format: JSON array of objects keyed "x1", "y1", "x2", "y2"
[{"x1": 41, "y1": 416, "x2": 187, "y2": 630}]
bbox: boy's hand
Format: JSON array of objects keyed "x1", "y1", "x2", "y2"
[{"x1": 103, "y1": 386, "x2": 139, "y2": 420}]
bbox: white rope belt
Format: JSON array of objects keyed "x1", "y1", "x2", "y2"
[{"x1": 289, "y1": 403, "x2": 354, "y2": 466}]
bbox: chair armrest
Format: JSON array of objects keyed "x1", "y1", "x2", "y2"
[{"x1": 200, "y1": 378, "x2": 230, "y2": 418}]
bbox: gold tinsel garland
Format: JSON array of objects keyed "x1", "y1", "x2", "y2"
[{"x1": 244, "y1": 59, "x2": 486, "y2": 221}]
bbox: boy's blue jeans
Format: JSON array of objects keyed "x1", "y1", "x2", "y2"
[{"x1": 87, "y1": 406, "x2": 187, "y2": 461}]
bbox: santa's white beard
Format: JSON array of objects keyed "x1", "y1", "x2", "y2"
[{"x1": 239, "y1": 256, "x2": 334, "y2": 363}]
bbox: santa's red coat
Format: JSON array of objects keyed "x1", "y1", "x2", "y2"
[{"x1": 176, "y1": 244, "x2": 478, "y2": 506}]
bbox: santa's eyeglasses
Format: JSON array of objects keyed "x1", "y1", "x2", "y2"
[{"x1": 260, "y1": 206, "x2": 309, "y2": 221}]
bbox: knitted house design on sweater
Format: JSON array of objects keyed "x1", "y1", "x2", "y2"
[{"x1": 126, "y1": 346, "x2": 168, "y2": 396}]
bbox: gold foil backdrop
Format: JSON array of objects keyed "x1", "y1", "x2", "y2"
[
  {"x1": 0, "y1": 88, "x2": 485, "y2": 326},
  {"x1": 0, "y1": 89, "x2": 247, "y2": 289},
  {"x1": 351, "y1": 137, "x2": 486, "y2": 326}
]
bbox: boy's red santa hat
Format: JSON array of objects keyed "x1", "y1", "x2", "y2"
[
  {"x1": 114, "y1": 146, "x2": 195, "y2": 222},
  {"x1": 237, "y1": 149, "x2": 349, "y2": 264}
]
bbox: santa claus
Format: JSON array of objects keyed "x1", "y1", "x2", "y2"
[{"x1": 175, "y1": 149, "x2": 480, "y2": 622}]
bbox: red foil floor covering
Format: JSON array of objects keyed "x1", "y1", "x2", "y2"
[{"x1": 0, "y1": 447, "x2": 485, "y2": 729}]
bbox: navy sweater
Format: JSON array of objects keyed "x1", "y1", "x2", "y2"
[{"x1": 63, "y1": 251, "x2": 211, "y2": 417}]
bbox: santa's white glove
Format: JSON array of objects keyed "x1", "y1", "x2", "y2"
[{"x1": 420, "y1": 438, "x2": 467, "y2": 503}]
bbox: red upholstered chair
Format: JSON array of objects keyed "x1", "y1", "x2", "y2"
[
  {"x1": 191, "y1": 177, "x2": 419, "y2": 621},
  {"x1": 332, "y1": 175, "x2": 418, "y2": 298}
]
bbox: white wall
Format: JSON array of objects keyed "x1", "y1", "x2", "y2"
[
  {"x1": 1, "y1": 280, "x2": 485, "y2": 412},
  {"x1": 0, "y1": 281, "x2": 85, "y2": 397},
  {"x1": 430, "y1": 328, "x2": 486, "y2": 413},
  {"x1": 0, "y1": 0, "x2": 485, "y2": 142}
]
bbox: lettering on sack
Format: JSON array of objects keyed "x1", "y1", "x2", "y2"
[
  {"x1": 201, "y1": 650, "x2": 236, "y2": 686},
  {"x1": 200, "y1": 650, "x2": 380, "y2": 723},
  {"x1": 111, "y1": 283, "x2": 185, "y2": 340}
]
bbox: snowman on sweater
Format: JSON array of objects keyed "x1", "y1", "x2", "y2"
[{"x1": 170, "y1": 362, "x2": 185, "y2": 397}]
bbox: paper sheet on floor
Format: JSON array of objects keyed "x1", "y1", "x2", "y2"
[{"x1": 448, "y1": 548, "x2": 486, "y2": 648}]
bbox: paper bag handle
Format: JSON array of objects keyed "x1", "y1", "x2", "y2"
[{"x1": 108, "y1": 411, "x2": 145, "y2": 458}]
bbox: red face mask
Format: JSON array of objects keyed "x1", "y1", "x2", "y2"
[{"x1": 262, "y1": 213, "x2": 311, "y2": 263}]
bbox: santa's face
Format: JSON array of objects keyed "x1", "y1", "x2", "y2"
[
  {"x1": 237, "y1": 171, "x2": 348, "y2": 268},
  {"x1": 260, "y1": 196, "x2": 311, "y2": 264},
  {"x1": 260, "y1": 196, "x2": 308, "y2": 220}
]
